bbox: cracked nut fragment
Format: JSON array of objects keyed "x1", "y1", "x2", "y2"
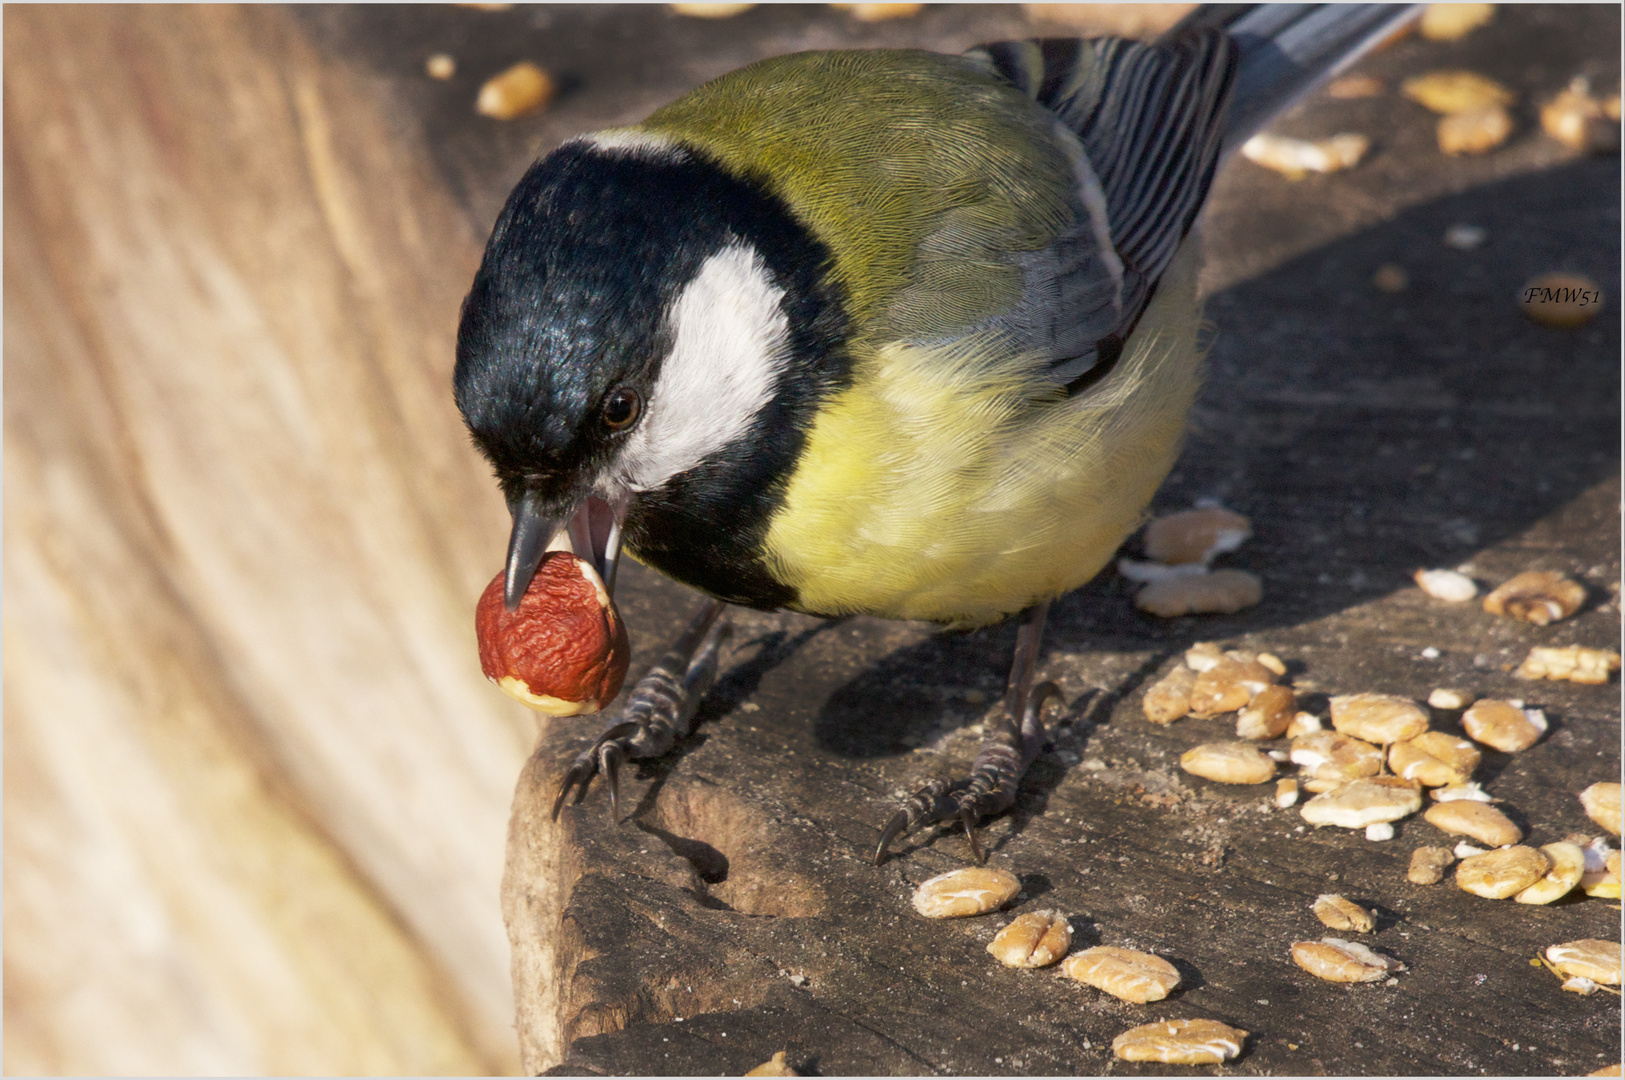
[
  {"x1": 1517, "y1": 645, "x2": 1621, "y2": 684},
  {"x1": 1276, "y1": 779, "x2": 1300, "y2": 808},
  {"x1": 1419, "y1": 3, "x2": 1495, "y2": 41},
  {"x1": 1456, "y1": 845, "x2": 1551, "y2": 899},
  {"x1": 1462, "y1": 699, "x2": 1547, "y2": 752},
  {"x1": 1414, "y1": 568, "x2": 1478, "y2": 602},
  {"x1": 1313, "y1": 894, "x2": 1375, "y2": 933},
  {"x1": 1437, "y1": 106, "x2": 1513, "y2": 155},
  {"x1": 1291, "y1": 731, "x2": 1383, "y2": 787},
  {"x1": 1330, "y1": 693, "x2": 1428, "y2": 745},
  {"x1": 1516, "y1": 842, "x2": 1586, "y2": 905},
  {"x1": 1542, "y1": 80, "x2": 1622, "y2": 153},
  {"x1": 1402, "y1": 70, "x2": 1516, "y2": 114},
  {"x1": 1237, "y1": 685, "x2": 1296, "y2": 740},
  {"x1": 1300, "y1": 777, "x2": 1422, "y2": 829},
  {"x1": 1143, "y1": 664, "x2": 1198, "y2": 725},
  {"x1": 745, "y1": 1050, "x2": 798, "y2": 1077},
  {"x1": 1408, "y1": 846, "x2": 1455, "y2": 884},
  {"x1": 1546, "y1": 940, "x2": 1622, "y2": 985},
  {"x1": 987, "y1": 910, "x2": 1071, "y2": 968},
  {"x1": 1427, "y1": 687, "x2": 1472, "y2": 710},
  {"x1": 912, "y1": 867, "x2": 1020, "y2": 918},
  {"x1": 1389, "y1": 731, "x2": 1481, "y2": 787},
  {"x1": 1144, "y1": 506, "x2": 1252, "y2": 565},
  {"x1": 1242, "y1": 132, "x2": 1369, "y2": 178},
  {"x1": 1483, "y1": 571, "x2": 1586, "y2": 625},
  {"x1": 1064, "y1": 946, "x2": 1181, "y2": 1003},
  {"x1": 1292, "y1": 938, "x2": 1404, "y2": 983},
  {"x1": 1180, "y1": 742, "x2": 1276, "y2": 785},
  {"x1": 1188, "y1": 659, "x2": 1277, "y2": 718},
  {"x1": 1424, "y1": 801, "x2": 1522, "y2": 847},
  {"x1": 1111, "y1": 1019, "x2": 1246, "y2": 1065},
  {"x1": 1580, "y1": 783, "x2": 1622, "y2": 836},
  {"x1": 1136, "y1": 569, "x2": 1263, "y2": 618}
]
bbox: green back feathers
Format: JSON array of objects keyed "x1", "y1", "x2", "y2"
[{"x1": 640, "y1": 50, "x2": 1077, "y2": 339}]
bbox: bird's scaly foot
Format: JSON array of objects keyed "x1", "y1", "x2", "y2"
[
  {"x1": 875, "y1": 601, "x2": 1060, "y2": 864},
  {"x1": 552, "y1": 599, "x2": 730, "y2": 820}
]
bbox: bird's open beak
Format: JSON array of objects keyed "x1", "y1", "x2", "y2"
[{"x1": 504, "y1": 489, "x2": 628, "y2": 611}]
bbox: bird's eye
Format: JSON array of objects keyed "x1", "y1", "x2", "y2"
[{"x1": 602, "y1": 387, "x2": 641, "y2": 431}]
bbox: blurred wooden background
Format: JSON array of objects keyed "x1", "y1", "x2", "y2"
[{"x1": 4, "y1": 6, "x2": 527, "y2": 1072}]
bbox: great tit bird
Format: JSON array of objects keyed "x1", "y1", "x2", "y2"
[{"x1": 454, "y1": 4, "x2": 1417, "y2": 862}]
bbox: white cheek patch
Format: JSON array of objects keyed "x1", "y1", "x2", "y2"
[{"x1": 618, "y1": 243, "x2": 789, "y2": 491}]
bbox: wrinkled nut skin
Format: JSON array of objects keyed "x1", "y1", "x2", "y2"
[
  {"x1": 1063, "y1": 946, "x2": 1182, "y2": 1003},
  {"x1": 1482, "y1": 570, "x2": 1586, "y2": 624},
  {"x1": 1188, "y1": 658, "x2": 1276, "y2": 718},
  {"x1": 1516, "y1": 842, "x2": 1586, "y2": 905},
  {"x1": 1329, "y1": 693, "x2": 1428, "y2": 745},
  {"x1": 1180, "y1": 742, "x2": 1276, "y2": 785},
  {"x1": 1579, "y1": 782, "x2": 1623, "y2": 836},
  {"x1": 1546, "y1": 939, "x2": 1623, "y2": 985},
  {"x1": 475, "y1": 554, "x2": 630, "y2": 715},
  {"x1": 1408, "y1": 846, "x2": 1455, "y2": 884},
  {"x1": 1455, "y1": 845, "x2": 1551, "y2": 899},
  {"x1": 987, "y1": 910, "x2": 1071, "y2": 968},
  {"x1": 1313, "y1": 894, "x2": 1375, "y2": 933},
  {"x1": 1237, "y1": 685, "x2": 1296, "y2": 739},
  {"x1": 1461, "y1": 699, "x2": 1544, "y2": 752},
  {"x1": 1112, "y1": 1019, "x2": 1246, "y2": 1065},
  {"x1": 1424, "y1": 801, "x2": 1523, "y2": 847},
  {"x1": 911, "y1": 867, "x2": 1020, "y2": 918}
]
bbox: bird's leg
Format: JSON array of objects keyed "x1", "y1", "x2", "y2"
[
  {"x1": 553, "y1": 598, "x2": 730, "y2": 820},
  {"x1": 875, "y1": 600, "x2": 1061, "y2": 864}
]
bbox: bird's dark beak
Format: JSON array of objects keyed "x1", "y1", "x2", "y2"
[
  {"x1": 504, "y1": 490, "x2": 559, "y2": 611},
  {"x1": 504, "y1": 489, "x2": 629, "y2": 611}
]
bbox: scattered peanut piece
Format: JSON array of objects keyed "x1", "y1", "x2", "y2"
[
  {"x1": 911, "y1": 867, "x2": 1019, "y2": 918},
  {"x1": 1285, "y1": 711, "x2": 1323, "y2": 739},
  {"x1": 1330, "y1": 693, "x2": 1428, "y2": 745},
  {"x1": 1456, "y1": 845, "x2": 1551, "y2": 899},
  {"x1": 1414, "y1": 568, "x2": 1478, "y2": 602},
  {"x1": 670, "y1": 2, "x2": 755, "y2": 15},
  {"x1": 1408, "y1": 846, "x2": 1455, "y2": 884},
  {"x1": 1402, "y1": 70, "x2": 1516, "y2": 114},
  {"x1": 1419, "y1": 3, "x2": 1495, "y2": 40},
  {"x1": 987, "y1": 910, "x2": 1071, "y2": 968},
  {"x1": 1136, "y1": 570, "x2": 1263, "y2": 617},
  {"x1": 1241, "y1": 133, "x2": 1369, "y2": 179},
  {"x1": 1184, "y1": 642, "x2": 1227, "y2": 672},
  {"x1": 830, "y1": 2, "x2": 923, "y2": 20},
  {"x1": 1516, "y1": 841, "x2": 1586, "y2": 905},
  {"x1": 1542, "y1": 79, "x2": 1622, "y2": 153},
  {"x1": 476, "y1": 61, "x2": 554, "y2": 120},
  {"x1": 1300, "y1": 777, "x2": 1422, "y2": 829},
  {"x1": 1143, "y1": 664, "x2": 1197, "y2": 725},
  {"x1": 1432, "y1": 781, "x2": 1494, "y2": 803},
  {"x1": 1516, "y1": 644, "x2": 1621, "y2": 684},
  {"x1": 1144, "y1": 506, "x2": 1252, "y2": 565},
  {"x1": 1546, "y1": 940, "x2": 1623, "y2": 985},
  {"x1": 425, "y1": 53, "x2": 457, "y2": 80},
  {"x1": 1483, "y1": 570, "x2": 1586, "y2": 624},
  {"x1": 1313, "y1": 894, "x2": 1375, "y2": 933},
  {"x1": 1461, "y1": 699, "x2": 1546, "y2": 752},
  {"x1": 1188, "y1": 659, "x2": 1276, "y2": 718},
  {"x1": 1427, "y1": 688, "x2": 1472, "y2": 710},
  {"x1": 1276, "y1": 779, "x2": 1300, "y2": 808},
  {"x1": 1237, "y1": 685, "x2": 1296, "y2": 740},
  {"x1": 1256, "y1": 652, "x2": 1287, "y2": 676},
  {"x1": 1437, "y1": 106, "x2": 1513, "y2": 155},
  {"x1": 1424, "y1": 801, "x2": 1522, "y2": 847},
  {"x1": 1111, "y1": 1019, "x2": 1246, "y2": 1065},
  {"x1": 1181, "y1": 742, "x2": 1277, "y2": 785},
  {"x1": 745, "y1": 1050, "x2": 798, "y2": 1077},
  {"x1": 1291, "y1": 731, "x2": 1383, "y2": 786},
  {"x1": 1581, "y1": 838, "x2": 1621, "y2": 898},
  {"x1": 1581, "y1": 783, "x2": 1623, "y2": 836},
  {"x1": 1389, "y1": 731, "x2": 1481, "y2": 787},
  {"x1": 1455, "y1": 840, "x2": 1487, "y2": 859},
  {"x1": 1292, "y1": 938, "x2": 1403, "y2": 982},
  {"x1": 1326, "y1": 74, "x2": 1385, "y2": 99},
  {"x1": 1063, "y1": 946, "x2": 1181, "y2": 1003}
]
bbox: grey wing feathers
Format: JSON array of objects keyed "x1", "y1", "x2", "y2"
[{"x1": 966, "y1": 31, "x2": 1236, "y2": 390}]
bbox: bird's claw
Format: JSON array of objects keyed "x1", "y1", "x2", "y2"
[{"x1": 550, "y1": 601, "x2": 730, "y2": 821}]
